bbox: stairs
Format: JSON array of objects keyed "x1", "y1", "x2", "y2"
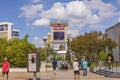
[{"x1": 96, "y1": 69, "x2": 120, "y2": 78}]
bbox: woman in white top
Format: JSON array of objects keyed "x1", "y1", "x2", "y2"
[{"x1": 73, "y1": 58, "x2": 80, "y2": 80}]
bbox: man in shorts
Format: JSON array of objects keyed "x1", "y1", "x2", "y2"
[
  {"x1": 2, "y1": 58, "x2": 10, "y2": 80},
  {"x1": 73, "y1": 58, "x2": 80, "y2": 80}
]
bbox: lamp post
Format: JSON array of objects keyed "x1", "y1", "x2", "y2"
[
  {"x1": 42, "y1": 36, "x2": 47, "y2": 71},
  {"x1": 67, "y1": 34, "x2": 71, "y2": 62},
  {"x1": 67, "y1": 34, "x2": 71, "y2": 51},
  {"x1": 118, "y1": 35, "x2": 120, "y2": 61},
  {"x1": 42, "y1": 36, "x2": 47, "y2": 48}
]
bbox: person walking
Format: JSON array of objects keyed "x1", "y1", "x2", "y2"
[
  {"x1": 106, "y1": 55, "x2": 112, "y2": 70},
  {"x1": 2, "y1": 57, "x2": 10, "y2": 80},
  {"x1": 73, "y1": 58, "x2": 80, "y2": 80},
  {"x1": 52, "y1": 59, "x2": 57, "y2": 75},
  {"x1": 82, "y1": 59, "x2": 88, "y2": 76},
  {"x1": 61, "y1": 60, "x2": 65, "y2": 70}
]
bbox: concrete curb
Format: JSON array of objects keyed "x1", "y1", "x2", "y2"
[{"x1": 0, "y1": 68, "x2": 53, "y2": 72}]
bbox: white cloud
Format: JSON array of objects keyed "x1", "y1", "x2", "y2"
[
  {"x1": 88, "y1": 0, "x2": 116, "y2": 18},
  {"x1": 66, "y1": 1, "x2": 91, "y2": 19},
  {"x1": 39, "y1": 0, "x2": 117, "y2": 30},
  {"x1": 117, "y1": 18, "x2": 120, "y2": 22},
  {"x1": 20, "y1": 4, "x2": 43, "y2": 20},
  {"x1": 67, "y1": 29, "x2": 79, "y2": 38},
  {"x1": 32, "y1": 0, "x2": 42, "y2": 3},
  {"x1": 32, "y1": 18, "x2": 50, "y2": 26},
  {"x1": 33, "y1": 36, "x2": 43, "y2": 48},
  {"x1": 86, "y1": 14, "x2": 100, "y2": 24},
  {"x1": 20, "y1": 0, "x2": 119, "y2": 35},
  {"x1": 40, "y1": 2, "x2": 66, "y2": 20}
]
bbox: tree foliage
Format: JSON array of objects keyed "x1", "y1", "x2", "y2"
[
  {"x1": 0, "y1": 35, "x2": 36, "y2": 67},
  {"x1": 98, "y1": 50, "x2": 106, "y2": 61},
  {"x1": 65, "y1": 50, "x2": 71, "y2": 63},
  {"x1": 70, "y1": 31, "x2": 117, "y2": 61}
]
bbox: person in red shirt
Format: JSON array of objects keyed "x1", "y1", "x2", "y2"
[{"x1": 2, "y1": 58, "x2": 10, "y2": 80}]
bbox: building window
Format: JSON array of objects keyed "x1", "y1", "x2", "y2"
[
  {"x1": 0, "y1": 25, "x2": 4, "y2": 31},
  {"x1": 4, "y1": 25, "x2": 8, "y2": 31},
  {"x1": 12, "y1": 31, "x2": 19, "y2": 37},
  {"x1": 0, "y1": 24, "x2": 8, "y2": 31}
]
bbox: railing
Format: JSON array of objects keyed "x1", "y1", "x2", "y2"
[
  {"x1": 91, "y1": 61, "x2": 120, "y2": 72},
  {"x1": 89, "y1": 61, "x2": 120, "y2": 77}
]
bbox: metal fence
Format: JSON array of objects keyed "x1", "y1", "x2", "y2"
[{"x1": 90, "y1": 61, "x2": 120, "y2": 72}]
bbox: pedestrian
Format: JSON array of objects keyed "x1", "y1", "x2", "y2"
[
  {"x1": 61, "y1": 60, "x2": 65, "y2": 70},
  {"x1": 52, "y1": 59, "x2": 57, "y2": 75},
  {"x1": 2, "y1": 57, "x2": 10, "y2": 80},
  {"x1": 106, "y1": 55, "x2": 112, "y2": 70},
  {"x1": 82, "y1": 59, "x2": 88, "y2": 76},
  {"x1": 73, "y1": 58, "x2": 80, "y2": 80},
  {"x1": 79, "y1": 59, "x2": 84, "y2": 70}
]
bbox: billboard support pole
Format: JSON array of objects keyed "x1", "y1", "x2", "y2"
[{"x1": 33, "y1": 72, "x2": 37, "y2": 80}]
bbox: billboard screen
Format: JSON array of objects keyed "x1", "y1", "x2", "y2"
[{"x1": 53, "y1": 32, "x2": 64, "y2": 40}]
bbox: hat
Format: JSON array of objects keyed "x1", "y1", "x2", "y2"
[
  {"x1": 4, "y1": 57, "x2": 7, "y2": 60},
  {"x1": 74, "y1": 58, "x2": 77, "y2": 61}
]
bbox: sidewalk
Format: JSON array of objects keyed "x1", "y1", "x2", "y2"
[{"x1": 6, "y1": 69, "x2": 120, "y2": 80}]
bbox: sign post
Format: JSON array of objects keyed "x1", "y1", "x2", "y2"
[{"x1": 27, "y1": 53, "x2": 40, "y2": 80}]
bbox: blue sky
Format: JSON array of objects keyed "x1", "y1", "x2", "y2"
[{"x1": 0, "y1": 0, "x2": 120, "y2": 47}]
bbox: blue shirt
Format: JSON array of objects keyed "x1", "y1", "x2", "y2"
[{"x1": 82, "y1": 61, "x2": 88, "y2": 69}]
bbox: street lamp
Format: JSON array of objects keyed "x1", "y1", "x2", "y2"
[
  {"x1": 67, "y1": 34, "x2": 71, "y2": 51},
  {"x1": 118, "y1": 35, "x2": 120, "y2": 61},
  {"x1": 42, "y1": 36, "x2": 47, "y2": 71},
  {"x1": 67, "y1": 34, "x2": 71, "y2": 62},
  {"x1": 42, "y1": 36, "x2": 47, "y2": 48}
]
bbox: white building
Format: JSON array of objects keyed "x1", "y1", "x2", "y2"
[
  {"x1": 12, "y1": 29, "x2": 19, "y2": 39},
  {"x1": 0, "y1": 22, "x2": 19, "y2": 40},
  {"x1": 105, "y1": 22, "x2": 120, "y2": 61},
  {"x1": 49, "y1": 22, "x2": 68, "y2": 59}
]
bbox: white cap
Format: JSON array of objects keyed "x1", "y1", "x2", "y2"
[{"x1": 74, "y1": 58, "x2": 77, "y2": 61}]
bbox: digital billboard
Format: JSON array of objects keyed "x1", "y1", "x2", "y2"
[{"x1": 53, "y1": 32, "x2": 64, "y2": 40}]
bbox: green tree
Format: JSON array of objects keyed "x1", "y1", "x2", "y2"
[
  {"x1": 70, "y1": 31, "x2": 117, "y2": 62},
  {"x1": 70, "y1": 31, "x2": 101, "y2": 60},
  {"x1": 0, "y1": 35, "x2": 36, "y2": 67},
  {"x1": 65, "y1": 50, "x2": 71, "y2": 63},
  {"x1": 39, "y1": 48, "x2": 47, "y2": 61},
  {"x1": 98, "y1": 50, "x2": 106, "y2": 61},
  {"x1": 0, "y1": 38, "x2": 8, "y2": 66}
]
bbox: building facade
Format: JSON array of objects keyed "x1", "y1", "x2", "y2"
[
  {"x1": 12, "y1": 29, "x2": 19, "y2": 39},
  {"x1": 0, "y1": 22, "x2": 19, "y2": 40},
  {"x1": 105, "y1": 22, "x2": 120, "y2": 61},
  {"x1": 49, "y1": 22, "x2": 68, "y2": 58}
]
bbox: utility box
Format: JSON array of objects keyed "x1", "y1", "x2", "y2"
[{"x1": 27, "y1": 53, "x2": 40, "y2": 72}]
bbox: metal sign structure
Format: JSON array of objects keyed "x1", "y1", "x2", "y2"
[{"x1": 27, "y1": 53, "x2": 40, "y2": 72}]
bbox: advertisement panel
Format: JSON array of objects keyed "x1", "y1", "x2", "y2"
[
  {"x1": 27, "y1": 53, "x2": 40, "y2": 72},
  {"x1": 53, "y1": 43, "x2": 66, "y2": 51}
]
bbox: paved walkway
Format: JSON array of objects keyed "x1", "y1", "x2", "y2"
[{"x1": 1, "y1": 69, "x2": 120, "y2": 80}]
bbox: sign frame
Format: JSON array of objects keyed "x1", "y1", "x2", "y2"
[{"x1": 27, "y1": 53, "x2": 40, "y2": 72}]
